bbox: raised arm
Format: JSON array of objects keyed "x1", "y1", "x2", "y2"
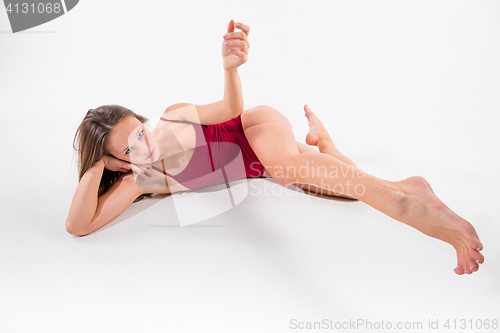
[
  {"x1": 222, "y1": 20, "x2": 250, "y2": 117},
  {"x1": 161, "y1": 20, "x2": 251, "y2": 125}
]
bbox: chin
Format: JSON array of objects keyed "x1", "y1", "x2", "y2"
[{"x1": 152, "y1": 147, "x2": 161, "y2": 162}]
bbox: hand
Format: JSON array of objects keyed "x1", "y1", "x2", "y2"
[
  {"x1": 101, "y1": 155, "x2": 153, "y2": 180},
  {"x1": 222, "y1": 19, "x2": 250, "y2": 71}
]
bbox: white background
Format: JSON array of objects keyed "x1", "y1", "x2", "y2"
[{"x1": 0, "y1": 1, "x2": 499, "y2": 332}]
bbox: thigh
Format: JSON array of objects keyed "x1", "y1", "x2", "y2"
[
  {"x1": 294, "y1": 182, "x2": 357, "y2": 200},
  {"x1": 291, "y1": 143, "x2": 356, "y2": 198},
  {"x1": 241, "y1": 105, "x2": 300, "y2": 181},
  {"x1": 242, "y1": 107, "x2": 354, "y2": 198},
  {"x1": 296, "y1": 140, "x2": 318, "y2": 154}
]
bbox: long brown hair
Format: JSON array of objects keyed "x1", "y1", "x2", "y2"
[{"x1": 73, "y1": 105, "x2": 152, "y2": 202}]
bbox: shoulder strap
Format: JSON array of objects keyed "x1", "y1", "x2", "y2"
[
  {"x1": 160, "y1": 117, "x2": 189, "y2": 124},
  {"x1": 150, "y1": 165, "x2": 173, "y2": 178}
]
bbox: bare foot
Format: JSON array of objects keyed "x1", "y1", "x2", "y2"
[
  {"x1": 304, "y1": 104, "x2": 331, "y2": 147},
  {"x1": 395, "y1": 176, "x2": 484, "y2": 275},
  {"x1": 303, "y1": 105, "x2": 358, "y2": 168}
]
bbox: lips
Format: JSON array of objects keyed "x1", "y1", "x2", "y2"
[{"x1": 146, "y1": 148, "x2": 155, "y2": 159}]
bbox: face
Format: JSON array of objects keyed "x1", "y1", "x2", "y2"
[{"x1": 106, "y1": 115, "x2": 160, "y2": 165}]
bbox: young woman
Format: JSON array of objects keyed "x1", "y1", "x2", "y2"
[{"x1": 66, "y1": 20, "x2": 484, "y2": 275}]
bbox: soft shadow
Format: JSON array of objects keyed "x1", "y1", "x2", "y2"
[
  {"x1": 267, "y1": 177, "x2": 359, "y2": 202},
  {"x1": 92, "y1": 178, "x2": 251, "y2": 234},
  {"x1": 300, "y1": 188, "x2": 358, "y2": 202},
  {"x1": 93, "y1": 193, "x2": 171, "y2": 234},
  {"x1": 191, "y1": 178, "x2": 249, "y2": 193},
  {"x1": 149, "y1": 225, "x2": 224, "y2": 228},
  {"x1": 92, "y1": 177, "x2": 356, "y2": 235}
]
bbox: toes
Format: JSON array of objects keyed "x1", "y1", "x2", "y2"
[
  {"x1": 454, "y1": 265, "x2": 465, "y2": 275},
  {"x1": 463, "y1": 228, "x2": 483, "y2": 251},
  {"x1": 455, "y1": 246, "x2": 483, "y2": 275},
  {"x1": 304, "y1": 105, "x2": 310, "y2": 115},
  {"x1": 468, "y1": 238, "x2": 483, "y2": 252},
  {"x1": 303, "y1": 105, "x2": 314, "y2": 118},
  {"x1": 468, "y1": 259, "x2": 479, "y2": 272},
  {"x1": 472, "y1": 250, "x2": 485, "y2": 264}
]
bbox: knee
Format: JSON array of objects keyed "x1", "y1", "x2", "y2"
[{"x1": 265, "y1": 155, "x2": 301, "y2": 186}]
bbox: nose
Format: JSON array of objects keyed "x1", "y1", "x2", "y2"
[{"x1": 138, "y1": 142, "x2": 150, "y2": 157}]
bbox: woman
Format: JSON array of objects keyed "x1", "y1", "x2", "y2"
[{"x1": 66, "y1": 20, "x2": 484, "y2": 275}]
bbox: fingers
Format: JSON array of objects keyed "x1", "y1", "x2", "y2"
[
  {"x1": 142, "y1": 165, "x2": 154, "y2": 177},
  {"x1": 226, "y1": 19, "x2": 235, "y2": 33},
  {"x1": 224, "y1": 39, "x2": 248, "y2": 54},
  {"x1": 129, "y1": 163, "x2": 154, "y2": 180},
  {"x1": 224, "y1": 31, "x2": 248, "y2": 42},
  {"x1": 231, "y1": 49, "x2": 247, "y2": 63},
  {"x1": 235, "y1": 21, "x2": 249, "y2": 36},
  {"x1": 224, "y1": 31, "x2": 250, "y2": 49}
]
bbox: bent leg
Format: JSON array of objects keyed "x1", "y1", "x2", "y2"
[
  {"x1": 302, "y1": 104, "x2": 357, "y2": 167},
  {"x1": 242, "y1": 105, "x2": 484, "y2": 275},
  {"x1": 295, "y1": 141, "x2": 357, "y2": 199}
]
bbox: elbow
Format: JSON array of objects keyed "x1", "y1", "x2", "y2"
[{"x1": 65, "y1": 220, "x2": 90, "y2": 237}]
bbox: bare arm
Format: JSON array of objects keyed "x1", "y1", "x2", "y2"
[
  {"x1": 65, "y1": 159, "x2": 170, "y2": 237},
  {"x1": 221, "y1": 20, "x2": 250, "y2": 117},
  {"x1": 222, "y1": 68, "x2": 243, "y2": 118},
  {"x1": 160, "y1": 68, "x2": 243, "y2": 124},
  {"x1": 159, "y1": 71, "x2": 244, "y2": 125}
]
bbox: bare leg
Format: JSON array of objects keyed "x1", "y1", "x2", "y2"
[
  {"x1": 242, "y1": 105, "x2": 485, "y2": 275},
  {"x1": 293, "y1": 144, "x2": 358, "y2": 200},
  {"x1": 303, "y1": 105, "x2": 357, "y2": 167},
  {"x1": 295, "y1": 105, "x2": 357, "y2": 199}
]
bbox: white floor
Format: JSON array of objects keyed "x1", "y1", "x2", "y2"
[{"x1": 1, "y1": 1, "x2": 499, "y2": 332}]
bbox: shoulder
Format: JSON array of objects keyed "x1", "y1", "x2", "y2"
[
  {"x1": 162, "y1": 100, "x2": 232, "y2": 125},
  {"x1": 165, "y1": 103, "x2": 193, "y2": 112},
  {"x1": 160, "y1": 103, "x2": 200, "y2": 123},
  {"x1": 163, "y1": 103, "x2": 194, "y2": 119}
]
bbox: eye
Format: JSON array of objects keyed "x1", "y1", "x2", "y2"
[
  {"x1": 125, "y1": 147, "x2": 132, "y2": 154},
  {"x1": 138, "y1": 130, "x2": 143, "y2": 139}
]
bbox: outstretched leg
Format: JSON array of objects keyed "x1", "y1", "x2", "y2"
[{"x1": 241, "y1": 105, "x2": 484, "y2": 275}]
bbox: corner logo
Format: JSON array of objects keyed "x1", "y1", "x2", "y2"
[{"x1": 3, "y1": 0, "x2": 79, "y2": 33}]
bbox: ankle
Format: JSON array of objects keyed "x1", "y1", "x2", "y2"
[
  {"x1": 317, "y1": 131, "x2": 331, "y2": 143},
  {"x1": 385, "y1": 181, "x2": 412, "y2": 221}
]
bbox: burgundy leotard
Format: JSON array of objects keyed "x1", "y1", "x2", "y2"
[{"x1": 153, "y1": 114, "x2": 267, "y2": 190}]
